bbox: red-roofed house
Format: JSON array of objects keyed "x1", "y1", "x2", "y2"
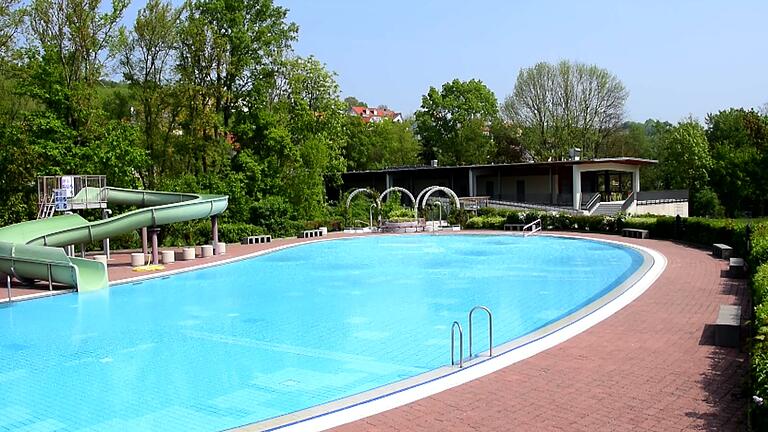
[{"x1": 349, "y1": 106, "x2": 403, "y2": 123}]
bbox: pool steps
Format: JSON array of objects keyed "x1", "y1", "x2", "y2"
[{"x1": 451, "y1": 305, "x2": 494, "y2": 368}]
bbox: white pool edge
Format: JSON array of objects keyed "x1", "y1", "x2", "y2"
[{"x1": 256, "y1": 235, "x2": 667, "y2": 432}]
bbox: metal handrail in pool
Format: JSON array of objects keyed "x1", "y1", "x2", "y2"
[
  {"x1": 469, "y1": 305, "x2": 493, "y2": 358},
  {"x1": 451, "y1": 321, "x2": 464, "y2": 368}
]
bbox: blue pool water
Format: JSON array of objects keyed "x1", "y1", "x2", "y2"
[{"x1": 0, "y1": 235, "x2": 644, "y2": 431}]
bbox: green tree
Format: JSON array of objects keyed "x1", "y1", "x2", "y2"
[
  {"x1": 343, "y1": 96, "x2": 366, "y2": 108},
  {"x1": 27, "y1": 0, "x2": 128, "y2": 132},
  {"x1": 0, "y1": 0, "x2": 24, "y2": 59},
  {"x1": 502, "y1": 60, "x2": 628, "y2": 161},
  {"x1": 657, "y1": 119, "x2": 714, "y2": 215},
  {"x1": 179, "y1": 0, "x2": 297, "y2": 129},
  {"x1": 234, "y1": 55, "x2": 346, "y2": 221},
  {"x1": 705, "y1": 108, "x2": 768, "y2": 216},
  {"x1": 344, "y1": 118, "x2": 422, "y2": 170},
  {"x1": 117, "y1": 0, "x2": 182, "y2": 187},
  {"x1": 490, "y1": 121, "x2": 526, "y2": 163},
  {"x1": 415, "y1": 78, "x2": 498, "y2": 165}
]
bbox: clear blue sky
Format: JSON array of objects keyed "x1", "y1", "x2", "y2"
[{"x1": 274, "y1": 0, "x2": 768, "y2": 122}]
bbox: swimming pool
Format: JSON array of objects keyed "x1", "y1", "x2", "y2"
[{"x1": 0, "y1": 234, "x2": 648, "y2": 431}]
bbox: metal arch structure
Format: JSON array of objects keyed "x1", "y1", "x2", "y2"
[
  {"x1": 415, "y1": 186, "x2": 440, "y2": 211},
  {"x1": 345, "y1": 188, "x2": 380, "y2": 210},
  {"x1": 380, "y1": 187, "x2": 417, "y2": 219},
  {"x1": 420, "y1": 186, "x2": 461, "y2": 210}
]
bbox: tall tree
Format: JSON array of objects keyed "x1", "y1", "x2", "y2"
[
  {"x1": 415, "y1": 78, "x2": 498, "y2": 165},
  {"x1": 117, "y1": 0, "x2": 183, "y2": 187},
  {"x1": 345, "y1": 118, "x2": 422, "y2": 170},
  {"x1": 27, "y1": 0, "x2": 129, "y2": 131},
  {"x1": 502, "y1": 60, "x2": 628, "y2": 161},
  {"x1": 705, "y1": 108, "x2": 768, "y2": 216},
  {"x1": 343, "y1": 96, "x2": 366, "y2": 108},
  {"x1": 178, "y1": 0, "x2": 297, "y2": 130},
  {"x1": 234, "y1": 55, "x2": 347, "y2": 220},
  {"x1": 0, "y1": 0, "x2": 24, "y2": 59},
  {"x1": 656, "y1": 119, "x2": 717, "y2": 216}
]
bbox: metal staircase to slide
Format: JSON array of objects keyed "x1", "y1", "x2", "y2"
[{"x1": 37, "y1": 195, "x2": 55, "y2": 219}]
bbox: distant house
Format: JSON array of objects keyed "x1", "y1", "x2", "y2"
[{"x1": 349, "y1": 106, "x2": 403, "y2": 123}]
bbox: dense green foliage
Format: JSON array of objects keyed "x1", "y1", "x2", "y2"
[
  {"x1": 0, "y1": 0, "x2": 356, "y2": 238},
  {"x1": 749, "y1": 223, "x2": 768, "y2": 429},
  {"x1": 415, "y1": 78, "x2": 499, "y2": 165},
  {"x1": 344, "y1": 119, "x2": 421, "y2": 170}
]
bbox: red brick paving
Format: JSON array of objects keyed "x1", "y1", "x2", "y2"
[
  {"x1": 332, "y1": 233, "x2": 749, "y2": 432},
  {"x1": 0, "y1": 231, "x2": 750, "y2": 431}
]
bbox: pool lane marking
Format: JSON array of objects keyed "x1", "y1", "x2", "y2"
[{"x1": 242, "y1": 236, "x2": 666, "y2": 432}]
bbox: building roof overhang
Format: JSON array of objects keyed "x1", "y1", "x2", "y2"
[{"x1": 345, "y1": 157, "x2": 657, "y2": 175}]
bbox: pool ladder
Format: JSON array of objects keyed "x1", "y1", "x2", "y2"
[{"x1": 450, "y1": 305, "x2": 493, "y2": 368}]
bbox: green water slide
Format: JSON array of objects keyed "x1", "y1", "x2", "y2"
[{"x1": 0, "y1": 187, "x2": 228, "y2": 292}]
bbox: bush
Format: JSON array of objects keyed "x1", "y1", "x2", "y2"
[
  {"x1": 162, "y1": 219, "x2": 210, "y2": 246},
  {"x1": 304, "y1": 217, "x2": 345, "y2": 232},
  {"x1": 750, "y1": 223, "x2": 768, "y2": 271},
  {"x1": 448, "y1": 209, "x2": 470, "y2": 226},
  {"x1": 217, "y1": 223, "x2": 265, "y2": 244},
  {"x1": 750, "y1": 223, "x2": 768, "y2": 428},
  {"x1": 752, "y1": 263, "x2": 768, "y2": 429},
  {"x1": 693, "y1": 188, "x2": 726, "y2": 218},
  {"x1": 477, "y1": 207, "x2": 499, "y2": 217},
  {"x1": 465, "y1": 215, "x2": 506, "y2": 229},
  {"x1": 387, "y1": 208, "x2": 416, "y2": 219}
]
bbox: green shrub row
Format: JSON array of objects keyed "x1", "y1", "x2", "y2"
[
  {"x1": 750, "y1": 224, "x2": 768, "y2": 429},
  {"x1": 465, "y1": 208, "x2": 754, "y2": 254},
  {"x1": 466, "y1": 209, "x2": 624, "y2": 234}
]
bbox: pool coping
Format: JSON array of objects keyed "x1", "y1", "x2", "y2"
[{"x1": 225, "y1": 233, "x2": 667, "y2": 432}]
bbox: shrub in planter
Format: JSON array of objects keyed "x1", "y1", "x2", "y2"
[
  {"x1": 448, "y1": 209, "x2": 470, "y2": 226},
  {"x1": 478, "y1": 207, "x2": 499, "y2": 217},
  {"x1": 484, "y1": 215, "x2": 507, "y2": 229},
  {"x1": 466, "y1": 215, "x2": 506, "y2": 229},
  {"x1": 465, "y1": 216, "x2": 486, "y2": 229},
  {"x1": 505, "y1": 212, "x2": 524, "y2": 224}
]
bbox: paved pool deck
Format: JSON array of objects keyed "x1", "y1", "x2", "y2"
[{"x1": 0, "y1": 231, "x2": 749, "y2": 431}]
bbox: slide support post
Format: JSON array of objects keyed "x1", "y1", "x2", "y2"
[
  {"x1": 142, "y1": 227, "x2": 148, "y2": 257},
  {"x1": 212, "y1": 215, "x2": 219, "y2": 255},
  {"x1": 102, "y1": 209, "x2": 112, "y2": 259},
  {"x1": 150, "y1": 227, "x2": 160, "y2": 265}
]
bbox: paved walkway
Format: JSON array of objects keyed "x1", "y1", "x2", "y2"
[{"x1": 333, "y1": 233, "x2": 749, "y2": 432}]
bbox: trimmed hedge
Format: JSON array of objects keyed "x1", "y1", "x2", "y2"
[
  {"x1": 464, "y1": 209, "x2": 754, "y2": 258},
  {"x1": 750, "y1": 223, "x2": 768, "y2": 429}
]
